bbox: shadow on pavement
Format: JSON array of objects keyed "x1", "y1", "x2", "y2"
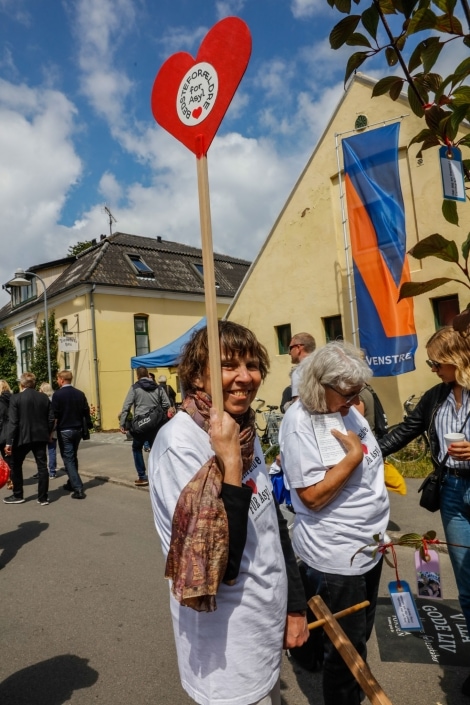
[
  {"x1": 0, "y1": 520, "x2": 48, "y2": 570},
  {"x1": 0, "y1": 654, "x2": 99, "y2": 704}
]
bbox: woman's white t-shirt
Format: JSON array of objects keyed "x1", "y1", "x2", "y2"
[
  {"x1": 280, "y1": 401, "x2": 390, "y2": 575},
  {"x1": 148, "y1": 412, "x2": 287, "y2": 705}
]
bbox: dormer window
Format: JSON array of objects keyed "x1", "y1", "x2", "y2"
[
  {"x1": 191, "y1": 263, "x2": 220, "y2": 288},
  {"x1": 11, "y1": 279, "x2": 37, "y2": 308},
  {"x1": 126, "y1": 254, "x2": 155, "y2": 279}
]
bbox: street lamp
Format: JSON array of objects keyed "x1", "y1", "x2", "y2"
[{"x1": 7, "y1": 269, "x2": 52, "y2": 386}]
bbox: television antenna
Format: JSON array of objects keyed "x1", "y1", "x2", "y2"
[{"x1": 104, "y1": 205, "x2": 117, "y2": 237}]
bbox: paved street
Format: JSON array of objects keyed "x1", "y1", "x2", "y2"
[{"x1": 1, "y1": 433, "x2": 469, "y2": 704}]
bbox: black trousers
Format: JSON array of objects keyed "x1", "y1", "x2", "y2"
[{"x1": 11, "y1": 442, "x2": 49, "y2": 502}]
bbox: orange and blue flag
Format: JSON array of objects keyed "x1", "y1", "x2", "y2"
[{"x1": 342, "y1": 123, "x2": 417, "y2": 376}]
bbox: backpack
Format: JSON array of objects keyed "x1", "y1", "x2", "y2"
[{"x1": 368, "y1": 386, "x2": 388, "y2": 439}]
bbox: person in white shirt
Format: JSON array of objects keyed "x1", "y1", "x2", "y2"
[
  {"x1": 148, "y1": 321, "x2": 309, "y2": 705},
  {"x1": 280, "y1": 341, "x2": 390, "y2": 705}
]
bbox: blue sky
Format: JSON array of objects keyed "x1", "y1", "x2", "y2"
[
  {"x1": 0, "y1": 0, "x2": 357, "y2": 304},
  {"x1": 0, "y1": 0, "x2": 463, "y2": 307}
]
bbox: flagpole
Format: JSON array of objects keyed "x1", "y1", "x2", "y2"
[{"x1": 335, "y1": 132, "x2": 358, "y2": 346}]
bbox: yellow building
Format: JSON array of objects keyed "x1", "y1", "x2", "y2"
[
  {"x1": 226, "y1": 74, "x2": 470, "y2": 424},
  {"x1": 0, "y1": 232, "x2": 250, "y2": 429}
]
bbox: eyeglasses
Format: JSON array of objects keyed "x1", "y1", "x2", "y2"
[
  {"x1": 324, "y1": 383, "x2": 366, "y2": 406},
  {"x1": 289, "y1": 343, "x2": 304, "y2": 351},
  {"x1": 426, "y1": 359, "x2": 441, "y2": 370}
]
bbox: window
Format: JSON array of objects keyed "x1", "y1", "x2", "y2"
[
  {"x1": 191, "y1": 263, "x2": 220, "y2": 288},
  {"x1": 276, "y1": 324, "x2": 292, "y2": 354},
  {"x1": 20, "y1": 334, "x2": 34, "y2": 372},
  {"x1": 323, "y1": 315, "x2": 343, "y2": 342},
  {"x1": 126, "y1": 254, "x2": 155, "y2": 278},
  {"x1": 135, "y1": 316, "x2": 149, "y2": 356},
  {"x1": 61, "y1": 320, "x2": 71, "y2": 370},
  {"x1": 432, "y1": 295, "x2": 460, "y2": 329},
  {"x1": 11, "y1": 279, "x2": 37, "y2": 308}
]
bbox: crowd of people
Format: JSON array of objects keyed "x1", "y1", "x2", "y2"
[
  {"x1": 3, "y1": 320, "x2": 470, "y2": 704},
  {"x1": 2, "y1": 370, "x2": 92, "y2": 504}
]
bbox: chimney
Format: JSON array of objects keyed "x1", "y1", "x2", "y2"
[
  {"x1": 100, "y1": 234, "x2": 106, "y2": 241},
  {"x1": 156, "y1": 236, "x2": 162, "y2": 243},
  {"x1": 91, "y1": 238, "x2": 97, "y2": 245}
]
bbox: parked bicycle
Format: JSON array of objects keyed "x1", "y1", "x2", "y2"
[
  {"x1": 254, "y1": 398, "x2": 283, "y2": 460},
  {"x1": 387, "y1": 394, "x2": 429, "y2": 464}
]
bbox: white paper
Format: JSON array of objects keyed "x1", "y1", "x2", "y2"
[
  {"x1": 390, "y1": 589, "x2": 422, "y2": 631},
  {"x1": 440, "y1": 151, "x2": 465, "y2": 201},
  {"x1": 311, "y1": 412, "x2": 347, "y2": 467}
]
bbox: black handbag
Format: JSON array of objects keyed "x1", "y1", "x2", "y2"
[
  {"x1": 418, "y1": 465, "x2": 445, "y2": 513},
  {"x1": 131, "y1": 405, "x2": 166, "y2": 437},
  {"x1": 82, "y1": 416, "x2": 91, "y2": 441}
]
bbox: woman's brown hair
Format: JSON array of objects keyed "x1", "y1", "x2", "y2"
[{"x1": 178, "y1": 321, "x2": 270, "y2": 393}]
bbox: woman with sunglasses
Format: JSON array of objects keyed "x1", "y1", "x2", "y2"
[
  {"x1": 280, "y1": 341, "x2": 390, "y2": 705},
  {"x1": 379, "y1": 325, "x2": 470, "y2": 697}
]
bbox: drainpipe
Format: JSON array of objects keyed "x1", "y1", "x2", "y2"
[{"x1": 90, "y1": 284, "x2": 102, "y2": 430}]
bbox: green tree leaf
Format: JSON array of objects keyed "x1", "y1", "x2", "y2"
[
  {"x1": 398, "y1": 278, "x2": 460, "y2": 300},
  {"x1": 408, "y1": 83, "x2": 426, "y2": 116},
  {"x1": 442, "y1": 198, "x2": 459, "y2": 225},
  {"x1": 372, "y1": 76, "x2": 404, "y2": 96},
  {"x1": 361, "y1": 3, "x2": 380, "y2": 38},
  {"x1": 385, "y1": 46, "x2": 399, "y2": 65},
  {"x1": 462, "y1": 233, "x2": 470, "y2": 261},
  {"x1": 0, "y1": 329, "x2": 18, "y2": 393},
  {"x1": 330, "y1": 15, "x2": 362, "y2": 48},
  {"x1": 434, "y1": 13, "x2": 462, "y2": 34},
  {"x1": 30, "y1": 311, "x2": 59, "y2": 388},
  {"x1": 452, "y1": 86, "x2": 470, "y2": 106},
  {"x1": 346, "y1": 32, "x2": 373, "y2": 47},
  {"x1": 407, "y1": 8, "x2": 439, "y2": 35},
  {"x1": 344, "y1": 51, "x2": 369, "y2": 83},
  {"x1": 421, "y1": 37, "x2": 443, "y2": 72},
  {"x1": 409, "y1": 233, "x2": 460, "y2": 261}
]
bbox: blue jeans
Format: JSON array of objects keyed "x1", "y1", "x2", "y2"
[
  {"x1": 440, "y1": 475, "x2": 470, "y2": 633},
  {"x1": 48, "y1": 438, "x2": 57, "y2": 473},
  {"x1": 301, "y1": 559, "x2": 383, "y2": 705},
  {"x1": 58, "y1": 429, "x2": 83, "y2": 491},
  {"x1": 131, "y1": 429, "x2": 158, "y2": 478}
]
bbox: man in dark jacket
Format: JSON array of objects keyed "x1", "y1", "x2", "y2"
[
  {"x1": 119, "y1": 367, "x2": 170, "y2": 486},
  {"x1": 52, "y1": 370, "x2": 92, "y2": 500},
  {"x1": 3, "y1": 372, "x2": 55, "y2": 505}
]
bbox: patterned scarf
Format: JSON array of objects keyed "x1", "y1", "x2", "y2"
[{"x1": 165, "y1": 390, "x2": 256, "y2": 612}]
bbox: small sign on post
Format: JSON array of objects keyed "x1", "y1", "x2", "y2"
[
  {"x1": 58, "y1": 336, "x2": 79, "y2": 353},
  {"x1": 150, "y1": 16, "x2": 252, "y2": 413}
]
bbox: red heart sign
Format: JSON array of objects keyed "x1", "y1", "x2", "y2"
[{"x1": 151, "y1": 17, "x2": 252, "y2": 157}]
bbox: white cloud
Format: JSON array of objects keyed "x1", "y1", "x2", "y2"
[
  {"x1": 0, "y1": 80, "x2": 81, "y2": 288},
  {"x1": 215, "y1": 0, "x2": 247, "y2": 20},
  {"x1": 291, "y1": 0, "x2": 327, "y2": 20},
  {"x1": 72, "y1": 0, "x2": 136, "y2": 125}
]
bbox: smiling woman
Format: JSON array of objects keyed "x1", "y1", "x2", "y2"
[{"x1": 148, "y1": 321, "x2": 309, "y2": 705}]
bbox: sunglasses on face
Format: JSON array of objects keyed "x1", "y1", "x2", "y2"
[
  {"x1": 426, "y1": 359, "x2": 441, "y2": 369},
  {"x1": 289, "y1": 343, "x2": 304, "y2": 351},
  {"x1": 324, "y1": 383, "x2": 366, "y2": 406}
]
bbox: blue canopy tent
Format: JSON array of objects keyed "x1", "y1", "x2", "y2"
[{"x1": 130, "y1": 317, "x2": 206, "y2": 369}]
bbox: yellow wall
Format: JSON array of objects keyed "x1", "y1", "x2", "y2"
[
  {"x1": 4, "y1": 286, "x2": 230, "y2": 430},
  {"x1": 227, "y1": 74, "x2": 470, "y2": 425}
]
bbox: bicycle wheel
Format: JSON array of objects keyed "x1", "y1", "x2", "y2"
[{"x1": 387, "y1": 425, "x2": 429, "y2": 464}]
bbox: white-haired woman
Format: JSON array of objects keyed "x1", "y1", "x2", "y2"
[
  {"x1": 280, "y1": 341, "x2": 390, "y2": 705},
  {"x1": 39, "y1": 382, "x2": 58, "y2": 478}
]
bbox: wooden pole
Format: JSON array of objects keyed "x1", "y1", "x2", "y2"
[
  {"x1": 196, "y1": 144, "x2": 224, "y2": 414},
  {"x1": 309, "y1": 595, "x2": 393, "y2": 705},
  {"x1": 308, "y1": 600, "x2": 370, "y2": 631}
]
